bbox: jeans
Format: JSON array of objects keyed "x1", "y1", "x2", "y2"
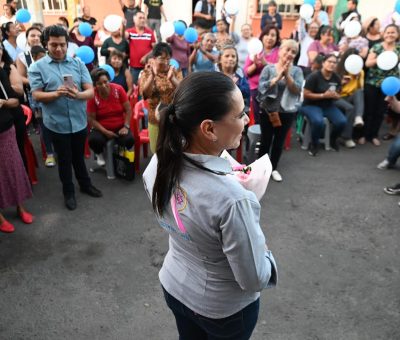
[
  {"x1": 388, "y1": 135, "x2": 400, "y2": 165},
  {"x1": 335, "y1": 89, "x2": 364, "y2": 140},
  {"x1": 250, "y1": 89, "x2": 260, "y2": 124},
  {"x1": 259, "y1": 109, "x2": 294, "y2": 170},
  {"x1": 130, "y1": 67, "x2": 143, "y2": 85},
  {"x1": 147, "y1": 18, "x2": 161, "y2": 42},
  {"x1": 49, "y1": 128, "x2": 92, "y2": 196},
  {"x1": 301, "y1": 104, "x2": 347, "y2": 145},
  {"x1": 162, "y1": 286, "x2": 260, "y2": 340},
  {"x1": 363, "y1": 84, "x2": 386, "y2": 140},
  {"x1": 88, "y1": 128, "x2": 134, "y2": 154}
]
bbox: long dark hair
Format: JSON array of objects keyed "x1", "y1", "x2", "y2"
[
  {"x1": 152, "y1": 72, "x2": 237, "y2": 215},
  {"x1": 1, "y1": 22, "x2": 14, "y2": 40},
  {"x1": 0, "y1": 43, "x2": 14, "y2": 74},
  {"x1": 336, "y1": 48, "x2": 358, "y2": 77},
  {"x1": 315, "y1": 25, "x2": 333, "y2": 41}
]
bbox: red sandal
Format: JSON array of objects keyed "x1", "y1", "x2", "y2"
[
  {"x1": 0, "y1": 220, "x2": 15, "y2": 233},
  {"x1": 19, "y1": 211, "x2": 34, "y2": 224}
]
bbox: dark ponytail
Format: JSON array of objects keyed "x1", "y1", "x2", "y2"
[{"x1": 152, "y1": 72, "x2": 237, "y2": 215}]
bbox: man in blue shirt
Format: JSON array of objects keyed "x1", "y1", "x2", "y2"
[
  {"x1": 29, "y1": 25, "x2": 102, "y2": 210},
  {"x1": 260, "y1": 1, "x2": 282, "y2": 31}
]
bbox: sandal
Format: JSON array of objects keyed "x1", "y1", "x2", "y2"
[{"x1": 382, "y1": 133, "x2": 396, "y2": 141}]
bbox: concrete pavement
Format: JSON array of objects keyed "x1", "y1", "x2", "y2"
[{"x1": 0, "y1": 134, "x2": 399, "y2": 340}]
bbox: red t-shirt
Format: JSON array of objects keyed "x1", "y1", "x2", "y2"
[
  {"x1": 126, "y1": 27, "x2": 155, "y2": 68},
  {"x1": 87, "y1": 83, "x2": 128, "y2": 131}
]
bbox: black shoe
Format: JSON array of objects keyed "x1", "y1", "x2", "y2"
[
  {"x1": 80, "y1": 185, "x2": 102, "y2": 197},
  {"x1": 308, "y1": 143, "x2": 318, "y2": 157},
  {"x1": 64, "y1": 195, "x2": 77, "y2": 210},
  {"x1": 330, "y1": 137, "x2": 340, "y2": 151}
]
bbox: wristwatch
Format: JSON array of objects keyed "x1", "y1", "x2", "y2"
[{"x1": 124, "y1": 124, "x2": 130, "y2": 129}]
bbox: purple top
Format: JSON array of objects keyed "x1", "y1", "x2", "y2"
[
  {"x1": 167, "y1": 34, "x2": 191, "y2": 69},
  {"x1": 307, "y1": 40, "x2": 339, "y2": 66},
  {"x1": 338, "y1": 36, "x2": 369, "y2": 53},
  {"x1": 244, "y1": 47, "x2": 279, "y2": 90}
]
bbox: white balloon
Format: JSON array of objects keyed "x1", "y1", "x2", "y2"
[
  {"x1": 160, "y1": 21, "x2": 175, "y2": 39},
  {"x1": 344, "y1": 54, "x2": 364, "y2": 75},
  {"x1": 377, "y1": 51, "x2": 399, "y2": 71},
  {"x1": 299, "y1": 4, "x2": 314, "y2": 20},
  {"x1": 16, "y1": 33, "x2": 26, "y2": 51},
  {"x1": 224, "y1": 0, "x2": 239, "y2": 16},
  {"x1": 104, "y1": 15, "x2": 123, "y2": 33},
  {"x1": 344, "y1": 20, "x2": 361, "y2": 38},
  {"x1": 247, "y1": 38, "x2": 263, "y2": 56}
]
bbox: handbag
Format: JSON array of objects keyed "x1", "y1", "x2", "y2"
[
  {"x1": 268, "y1": 111, "x2": 282, "y2": 127},
  {"x1": 113, "y1": 147, "x2": 135, "y2": 181}
]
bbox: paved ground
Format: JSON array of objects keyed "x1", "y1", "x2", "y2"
[{"x1": 0, "y1": 133, "x2": 399, "y2": 340}]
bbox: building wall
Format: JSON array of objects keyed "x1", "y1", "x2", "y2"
[{"x1": 29, "y1": 0, "x2": 400, "y2": 36}]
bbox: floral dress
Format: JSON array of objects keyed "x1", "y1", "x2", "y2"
[{"x1": 139, "y1": 68, "x2": 183, "y2": 152}]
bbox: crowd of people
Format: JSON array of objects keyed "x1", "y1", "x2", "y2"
[
  {"x1": 0, "y1": 0, "x2": 399, "y2": 337},
  {"x1": 0, "y1": 0, "x2": 398, "y2": 224}
]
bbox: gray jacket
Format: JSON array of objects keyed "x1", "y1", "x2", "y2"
[
  {"x1": 143, "y1": 153, "x2": 278, "y2": 318},
  {"x1": 257, "y1": 64, "x2": 304, "y2": 113}
]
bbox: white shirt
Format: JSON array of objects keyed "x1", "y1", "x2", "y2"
[{"x1": 298, "y1": 34, "x2": 315, "y2": 68}]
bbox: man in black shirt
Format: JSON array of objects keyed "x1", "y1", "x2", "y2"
[
  {"x1": 336, "y1": 0, "x2": 361, "y2": 37},
  {"x1": 144, "y1": 0, "x2": 167, "y2": 42},
  {"x1": 119, "y1": 0, "x2": 141, "y2": 29},
  {"x1": 79, "y1": 6, "x2": 97, "y2": 27}
]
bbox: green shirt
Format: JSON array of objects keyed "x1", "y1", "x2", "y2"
[{"x1": 365, "y1": 43, "x2": 400, "y2": 87}]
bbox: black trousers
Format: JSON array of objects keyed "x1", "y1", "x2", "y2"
[
  {"x1": 259, "y1": 109, "x2": 294, "y2": 170},
  {"x1": 88, "y1": 128, "x2": 134, "y2": 155},
  {"x1": 49, "y1": 128, "x2": 92, "y2": 196},
  {"x1": 363, "y1": 84, "x2": 387, "y2": 140}
]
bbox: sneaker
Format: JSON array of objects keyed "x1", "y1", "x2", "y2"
[
  {"x1": 308, "y1": 143, "x2": 318, "y2": 157},
  {"x1": 377, "y1": 159, "x2": 391, "y2": 170},
  {"x1": 45, "y1": 155, "x2": 56, "y2": 167},
  {"x1": 353, "y1": 116, "x2": 364, "y2": 127},
  {"x1": 271, "y1": 170, "x2": 282, "y2": 182},
  {"x1": 96, "y1": 153, "x2": 105, "y2": 167},
  {"x1": 344, "y1": 139, "x2": 356, "y2": 148},
  {"x1": 383, "y1": 183, "x2": 400, "y2": 195}
]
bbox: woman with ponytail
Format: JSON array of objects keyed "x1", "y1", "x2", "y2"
[{"x1": 143, "y1": 72, "x2": 277, "y2": 340}]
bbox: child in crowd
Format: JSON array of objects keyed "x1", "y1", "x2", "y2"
[{"x1": 30, "y1": 45, "x2": 56, "y2": 167}]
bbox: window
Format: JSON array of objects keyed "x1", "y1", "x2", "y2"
[
  {"x1": 16, "y1": 0, "x2": 28, "y2": 9},
  {"x1": 42, "y1": 0, "x2": 68, "y2": 13},
  {"x1": 258, "y1": 0, "x2": 333, "y2": 16}
]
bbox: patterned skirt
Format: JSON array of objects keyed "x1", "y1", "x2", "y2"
[{"x1": 0, "y1": 126, "x2": 32, "y2": 209}]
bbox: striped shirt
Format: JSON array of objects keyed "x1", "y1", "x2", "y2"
[{"x1": 126, "y1": 27, "x2": 155, "y2": 68}]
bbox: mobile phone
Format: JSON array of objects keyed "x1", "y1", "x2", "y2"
[
  {"x1": 329, "y1": 85, "x2": 336, "y2": 92},
  {"x1": 63, "y1": 74, "x2": 74, "y2": 89}
]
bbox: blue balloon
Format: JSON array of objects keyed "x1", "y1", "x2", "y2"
[
  {"x1": 212, "y1": 25, "x2": 217, "y2": 33},
  {"x1": 304, "y1": 0, "x2": 316, "y2": 5},
  {"x1": 79, "y1": 22, "x2": 93, "y2": 37},
  {"x1": 100, "y1": 64, "x2": 115, "y2": 81},
  {"x1": 174, "y1": 21, "x2": 186, "y2": 35},
  {"x1": 169, "y1": 59, "x2": 180, "y2": 69},
  {"x1": 381, "y1": 76, "x2": 400, "y2": 96},
  {"x1": 396, "y1": 0, "x2": 400, "y2": 13},
  {"x1": 183, "y1": 27, "x2": 198, "y2": 44},
  {"x1": 76, "y1": 46, "x2": 95, "y2": 64},
  {"x1": 15, "y1": 9, "x2": 31, "y2": 23}
]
